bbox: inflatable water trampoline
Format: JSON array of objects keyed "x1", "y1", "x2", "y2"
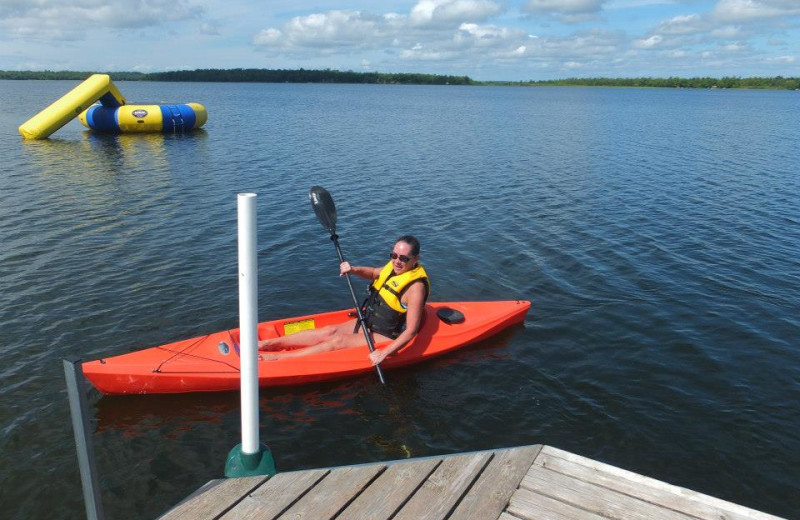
[{"x1": 19, "y1": 74, "x2": 207, "y2": 139}]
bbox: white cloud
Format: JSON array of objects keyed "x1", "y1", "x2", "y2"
[
  {"x1": 253, "y1": 28, "x2": 282, "y2": 45},
  {"x1": 457, "y1": 22, "x2": 525, "y2": 42},
  {"x1": 283, "y1": 11, "x2": 384, "y2": 47},
  {"x1": 653, "y1": 14, "x2": 707, "y2": 35},
  {"x1": 0, "y1": 0, "x2": 203, "y2": 40},
  {"x1": 523, "y1": 0, "x2": 605, "y2": 22},
  {"x1": 200, "y1": 22, "x2": 220, "y2": 36},
  {"x1": 253, "y1": 3, "x2": 514, "y2": 57},
  {"x1": 722, "y1": 42, "x2": 746, "y2": 51},
  {"x1": 606, "y1": 0, "x2": 679, "y2": 8},
  {"x1": 400, "y1": 44, "x2": 452, "y2": 60},
  {"x1": 765, "y1": 55, "x2": 795, "y2": 63},
  {"x1": 410, "y1": 0, "x2": 502, "y2": 27},
  {"x1": 632, "y1": 0, "x2": 800, "y2": 64},
  {"x1": 251, "y1": 2, "x2": 625, "y2": 72},
  {"x1": 635, "y1": 34, "x2": 663, "y2": 48},
  {"x1": 710, "y1": 25, "x2": 743, "y2": 38},
  {"x1": 451, "y1": 23, "x2": 530, "y2": 59},
  {"x1": 712, "y1": 0, "x2": 800, "y2": 23},
  {"x1": 524, "y1": 0, "x2": 605, "y2": 14},
  {"x1": 253, "y1": 10, "x2": 394, "y2": 51},
  {"x1": 667, "y1": 49, "x2": 688, "y2": 58}
]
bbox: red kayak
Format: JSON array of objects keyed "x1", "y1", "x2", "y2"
[{"x1": 82, "y1": 300, "x2": 530, "y2": 395}]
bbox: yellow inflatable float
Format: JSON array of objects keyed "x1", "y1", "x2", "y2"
[
  {"x1": 78, "y1": 103, "x2": 207, "y2": 134},
  {"x1": 19, "y1": 74, "x2": 207, "y2": 139}
]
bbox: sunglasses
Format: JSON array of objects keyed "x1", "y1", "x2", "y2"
[{"x1": 390, "y1": 252, "x2": 414, "y2": 263}]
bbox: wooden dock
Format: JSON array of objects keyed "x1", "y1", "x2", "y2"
[{"x1": 159, "y1": 444, "x2": 785, "y2": 520}]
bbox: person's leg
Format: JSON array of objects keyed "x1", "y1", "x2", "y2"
[
  {"x1": 259, "y1": 321, "x2": 378, "y2": 360},
  {"x1": 258, "y1": 326, "x2": 333, "y2": 350},
  {"x1": 258, "y1": 319, "x2": 357, "y2": 350},
  {"x1": 259, "y1": 340, "x2": 342, "y2": 360}
]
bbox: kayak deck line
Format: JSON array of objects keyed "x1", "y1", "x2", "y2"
[
  {"x1": 83, "y1": 300, "x2": 531, "y2": 395},
  {"x1": 159, "y1": 444, "x2": 785, "y2": 520}
]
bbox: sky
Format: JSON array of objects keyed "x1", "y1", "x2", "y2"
[{"x1": 1, "y1": 0, "x2": 798, "y2": 80}]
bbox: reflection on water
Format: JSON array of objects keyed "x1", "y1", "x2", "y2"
[
  {"x1": 22, "y1": 129, "x2": 208, "y2": 179},
  {"x1": 94, "y1": 392, "x2": 237, "y2": 438}
]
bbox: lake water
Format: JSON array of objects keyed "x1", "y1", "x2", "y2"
[{"x1": 1, "y1": 80, "x2": 798, "y2": 519}]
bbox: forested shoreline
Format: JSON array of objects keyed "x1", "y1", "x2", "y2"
[
  {"x1": 502, "y1": 76, "x2": 800, "y2": 89},
  {"x1": 1, "y1": 68, "x2": 798, "y2": 89},
  {"x1": 0, "y1": 68, "x2": 472, "y2": 85}
]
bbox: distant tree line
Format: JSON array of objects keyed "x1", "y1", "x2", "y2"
[
  {"x1": 1, "y1": 69, "x2": 798, "y2": 89},
  {"x1": 489, "y1": 76, "x2": 800, "y2": 90},
  {"x1": 0, "y1": 70, "x2": 148, "y2": 81},
  {"x1": 0, "y1": 68, "x2": 473, "y2": 85},
  {"x1": 148, "y1": 68, "x2": 473, "y2": 85}
]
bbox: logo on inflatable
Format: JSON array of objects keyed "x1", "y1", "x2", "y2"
[{"x1": 132, "y1": 109, "x2": 148, "y2": 118}]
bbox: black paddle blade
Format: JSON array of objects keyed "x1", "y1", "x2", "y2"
[{"x1": 309, "y1": 186, "x2": 338, "y2": 235}]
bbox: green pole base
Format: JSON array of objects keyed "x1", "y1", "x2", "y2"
[{"x1": 224, "y1": 443, "x2": 276, "y2": 478}]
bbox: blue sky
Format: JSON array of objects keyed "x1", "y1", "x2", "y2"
[{"x1": 1, "y1": 0, "x2": 798, "y2": 80}]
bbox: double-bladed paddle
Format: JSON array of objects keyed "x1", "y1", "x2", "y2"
[{"x1": 309, "y1": 186, "x2": 386, "y2": 385}]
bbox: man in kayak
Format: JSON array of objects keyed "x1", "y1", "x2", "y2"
[{"x1": 258, "y1": 235, "x2": 430, "y2": 366}]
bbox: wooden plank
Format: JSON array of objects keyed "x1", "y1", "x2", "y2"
[
  {"x1": 276, "y1": 464, "x2": 385, "y2": 520},
  {"x1": 393, "y1": 452, "x2": 493, "y2": 520},
  {"x1": 221, "y1": 469, "x2": 328, "y2": 520},
  {"x1": 449, "y1": 445, "x2": 542, "y2": 520},
  {"x1": 163, "y1": 444, "x2": 786, "y2": 520},
  {"x1": 538, "y1": 447, "x2": 785, "y2": 520},
  {"x1": 337, "y1": 458, "x2": 441, "y2": 520},
  {"x1": 522, "y1": 464, "x2": 695, "y2": 520},
  {"x1": 158, "y1": 476, "x2": 267, "y2": 520},
  {"x1": 507, "y1": 487, "x2": 607, "y2": 520}
]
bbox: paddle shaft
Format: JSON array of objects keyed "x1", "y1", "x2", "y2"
[{"x1": 330, "y1": 234, "x2": 386, "y2": 385}]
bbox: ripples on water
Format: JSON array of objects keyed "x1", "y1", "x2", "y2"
[{"x1": 1, "y1": 81, "x2": 798, "y2": 519}]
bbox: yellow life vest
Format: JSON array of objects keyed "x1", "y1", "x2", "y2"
[
  {"x1": 363, "y1": 261, "x2": 430, "y2": 338},
  {"x1": 371, "y1": 261, "x2": 430, "y2": 313}
]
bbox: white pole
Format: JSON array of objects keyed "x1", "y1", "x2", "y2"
[{"x1": 238, "y1": 193, "x2": 259, "y2": 454}]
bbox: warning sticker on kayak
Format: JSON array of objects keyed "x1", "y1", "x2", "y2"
[{"x1": 283, "y1": 318, "x2": 315, "y2": 336}]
